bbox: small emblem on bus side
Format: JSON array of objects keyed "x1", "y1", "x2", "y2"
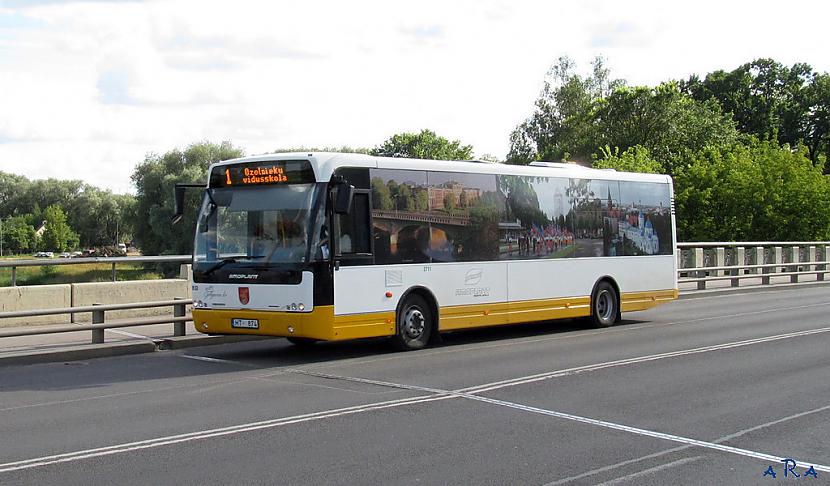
[
  {"x1": 465, "y1": 268, "x2": 483, "y2": 286},
  {"x1": 239, "y1": 287, "x2": 250, "y2": 305}
]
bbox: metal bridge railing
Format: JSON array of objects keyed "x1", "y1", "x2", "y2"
[
  {"x1": 0, "y1": 299, "x2": 192, "y2": 344},
  {"x1": 677, "y1": 242, "x2": 830, "y2": 290},
  {"x1": 0, "y1": 255, "x2": 192, "y2": 287},
  {"x1": 1, "y1": 244, "x2": 829, "y2": 344}
]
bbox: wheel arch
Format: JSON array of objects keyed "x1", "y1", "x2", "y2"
[{"x1": 396, "y1": 285, "x2": 440, "y2": 338}]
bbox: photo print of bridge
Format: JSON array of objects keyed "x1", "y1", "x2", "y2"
[{"x1": 370, "y1": 170, "x2": 673, "y2": 264}]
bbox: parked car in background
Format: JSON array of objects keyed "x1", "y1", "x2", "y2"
[
  {"x1": 70, "y1": 251, "x2": 84, "y2": 258},
  {"x1": 59, "y1": 252, "x2": 71, "y2": 258},
  {"x1": 33, "y1": 251, "x2": 53, "y2": 258}
]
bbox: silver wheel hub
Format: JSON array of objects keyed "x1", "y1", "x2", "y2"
[
  {"x1": 403, "y1": 307, "x2": 426, "y2": 339},
  {"x1": 596, "y1": 290, "x2": 614, "y2": 321}
]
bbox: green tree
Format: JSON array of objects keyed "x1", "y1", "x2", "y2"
[
  {"x1": 592, "y1": 83, "x2": 738, "y2": 173},
  {"x1": 682, "y1": 58, "x2": 830, "y2": 166},
  {"x1": 593, "y1": 145, "x2": 664, "y2": 174},
  {"x1": 674, "y1": 139, "x2": 830, "y2": 241},
  {"x1": 507, "y1": 56, "x2": 625, "y2": 165},
  {"x1": 41, "y1": 205, "x2": 79, "y2": 252},
  {"x1": 131, "y1": 141, "x2": 244, "y2": 255},
  {"x1": 805, "y1": 72, "x2": 830, "y2": 167},
  {"x1": 1, "y1": 216, "x2": 36, "y2": 254},
  {"x1": 370, "y1": 129, "x2": 474, "y2": 160}
]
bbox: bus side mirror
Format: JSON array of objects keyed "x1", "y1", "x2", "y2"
[
  {"x1": 171, "y1": 183, "x2": 205, "y2": 224},
  {"x1": 334, "y1": 183, "x2": 355, "y2": 215},
  {"x1": 172, "y1": 185, "x2": 187, "y2": 224}
]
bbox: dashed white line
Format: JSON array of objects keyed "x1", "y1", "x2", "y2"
[
  {"x1": 544, "y1": 403, "x2": 830, "y2": 484},
  {"x1": 593, "y1": 456, "x2": 703, "y2": 486},
  {"x1": 0, "y1": 393, "x2": 452, "y2": 474}
]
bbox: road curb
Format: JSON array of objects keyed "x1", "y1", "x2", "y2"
[
  {"x1": 0, "y1": 341, "x2": 158, "y2": 366},
  {"x1": 679, "y1": 280, "x2": 830, "y2": 299},
  {"x1": 158, "y1": 334, "x2": 275, "y2": 350},
  {"x1": 0, "y1": 335, "x2": 278, "y2": 366}
]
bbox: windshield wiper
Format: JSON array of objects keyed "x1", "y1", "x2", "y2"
[{"x1": 201, "y1": 255, "x2": 265, "y2": 276}]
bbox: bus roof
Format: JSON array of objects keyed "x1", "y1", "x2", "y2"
[{"x1": 208, "y1": 152, "x2": 672, "y2": 185}]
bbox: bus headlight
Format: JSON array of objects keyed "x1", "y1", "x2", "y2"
[{"x1": 298, "y1": 303, "x2": 305, "y2": 311}]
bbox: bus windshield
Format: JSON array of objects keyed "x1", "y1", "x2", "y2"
[{"x1": 194, "y1": 184, "x2": 321, "y2": 267}]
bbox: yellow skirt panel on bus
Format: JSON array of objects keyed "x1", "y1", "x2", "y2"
[
  {"x1": 438, "y1": 296, "x2": 591, "y2": 331},
  {"x1": 194, "y1": 289, "x2": 678, "y2": 340},
  {"x1": 620, "y1": 289, "x2": 679, "y2": 312}
]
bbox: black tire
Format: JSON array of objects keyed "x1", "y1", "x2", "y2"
[
  {"x1": 286, "y1": 337, "x2": 318, "y2": 347},
  {"x1": 391, "y1": 294, "x2": 433, "y2": 350},
  {"x1": 589, "y1": 281, "x2": 619, "y2": 328}
]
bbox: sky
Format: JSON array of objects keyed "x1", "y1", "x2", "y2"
[{"x1": 0, "y1": 0, "x2": 828, "y2": 194}]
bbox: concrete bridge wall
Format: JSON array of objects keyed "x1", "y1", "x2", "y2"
[{"x1": 0, "y1": 265, "x2": 192, "y2": 328}]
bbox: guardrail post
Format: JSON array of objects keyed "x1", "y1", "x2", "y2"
[
  {"x1": 731, "y1": 247, "x2": 745, "y2": 287},
  {"x1": 754, "y1": 246, "x2": 764, "y2": 275},
  {"x1": 790, "y1": 246, "x2": 801, "y2": 283},
  {"x1": 761, "y1": 247, "x2": 771, "y2": 285},
  {"x1": 713, "y1": 247, "x2": 724, "y2": 277},
  {"x1": 694, "y1": 247, "x2": 705, "y2": 290},
  {"x1": 808, "y1": 246, "x2": 817, "y2": 280},
  {"x1": 10, "y1": 266, "x2": 16, "y2": 287},
  {"x1": 92, "y1": 303, "x2": 105, "y2": 344},
  {"x1": 111, "y1": 262, "x2": 117, "y2": 282},
  {"x1": 821, "y1": 246, "x2": 830, "y2": 281},
  {"x1": 173, "y1": 297, "x2": 186, "y2": 336},
  {"x1": 788, "y1": 246, "x2": 799, "y2": 283},
  {"x1": 774, "y1": 246, "x2": 783, "y2": 276}
]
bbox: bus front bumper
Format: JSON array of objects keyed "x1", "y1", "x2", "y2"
[{"x1": 192, "y1": 306, "x2": 396, "y2": 341}]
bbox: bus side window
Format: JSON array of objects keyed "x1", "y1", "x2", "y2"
[{"x1": 336, "y1": 192, "x2": 371, "y2": 255}]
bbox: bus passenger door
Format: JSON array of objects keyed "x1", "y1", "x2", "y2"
[{"x1": 333, "y1": 190, "x2": 373, "y2": 266}]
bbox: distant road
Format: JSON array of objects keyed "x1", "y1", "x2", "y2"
[{"x1": 1, "y1": 286, "x2": 829, "y2": 485}]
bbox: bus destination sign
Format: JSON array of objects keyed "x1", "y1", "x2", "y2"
[
  {"x1": 236, "y1": 165, "x2": 287, "y2": 185},
  {"x1": 210, "y1": 160, "x2": 315, "y2": 187}
]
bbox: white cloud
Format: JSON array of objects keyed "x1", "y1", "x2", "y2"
[{"x1": 0, "y1": 0, "x2": 828, "y2": 193}]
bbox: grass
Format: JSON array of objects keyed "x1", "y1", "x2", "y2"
[{"x1": 0, "y1": 255, "x2": 165, "y2": 287}]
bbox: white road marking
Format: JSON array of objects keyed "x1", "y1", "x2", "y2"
[
  {"x1": 105, "y1": 329, "x2": 156, "y2": 340},
  {"x1": 2, "y1": 361, "x2": 829, "y2": 475},
  {"x1": 4, "y1": 304, "x2": 830, "y2": 474},
  {"x1": 545, "y1": 402, "x2": 830, "y2": 484},
  {"x1": 462, "y1": 325, "x2": 830, "y2": 394},
  {"x1": 593, "y1": 456, "x2": 702, "y2": 486},
  {"x1": 543, "y1": 446, "x2": 695, "y2": 485},
  {"x1": 179, "y1": 354, "x2": 260, "y2": 367},
  {"x1": 288, "y1": 369, "x2": 830, "y2": 473},
  {"x1": 0, "y1": 393, "x2": 453, "y2": 474},
  {"x1": 303, "y1": 300, "x2": 830, "y2": 372}
]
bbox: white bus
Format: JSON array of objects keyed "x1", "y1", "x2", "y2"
[{"x1": 181, "y1": 153, "x2": 678, "y2": 350}]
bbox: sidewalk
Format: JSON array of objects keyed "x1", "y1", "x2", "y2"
[{"x1": 0, "y1": 319, "x2": 271, "y2": 366}]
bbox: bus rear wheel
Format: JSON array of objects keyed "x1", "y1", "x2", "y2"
[
  {"x1": 589, "y1": 281, "x2": 619, "y2": 328},
  {"x1": 391, "y1": 295, "x2": 433, "y2": 351}
]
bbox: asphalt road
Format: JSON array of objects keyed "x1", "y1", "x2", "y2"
[{"x1": 1, "y1": 286, "x2": 829, "y2": 485}]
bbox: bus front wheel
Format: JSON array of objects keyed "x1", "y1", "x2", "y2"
[
  {"x1": 392, "y1": 295, "x2": 433, "y2": 350},
  {"x1": 589, "y1": 281, "x2": 619, "y2": 328}
]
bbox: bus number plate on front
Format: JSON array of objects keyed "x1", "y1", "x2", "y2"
[{"x1": 231, "y1": 318, "x2": 259, "y2": 329}]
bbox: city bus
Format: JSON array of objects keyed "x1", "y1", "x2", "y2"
[{"x1": 178, "y1": 152, "x2": 678, "y2": 350}]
